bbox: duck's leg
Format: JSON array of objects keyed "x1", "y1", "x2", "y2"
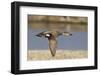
[{"x1": 48, "y1": 39, "x2": 57, "y2": 57}]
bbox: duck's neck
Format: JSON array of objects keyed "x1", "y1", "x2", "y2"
[{"x1": 48, "y1": 35, "x2": 56, "y2": 40}]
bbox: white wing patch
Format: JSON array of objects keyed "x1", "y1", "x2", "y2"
[{"x1": 45, "y1": 34, "x2": 50, "y2": 37}]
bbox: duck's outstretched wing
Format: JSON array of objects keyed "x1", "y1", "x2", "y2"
[
  {"x1": 36, "y1": 31, "x2": 52, "y2": 37},
  {"x1": 48, "y1": 39, "x2": 57, "y2": 57}
]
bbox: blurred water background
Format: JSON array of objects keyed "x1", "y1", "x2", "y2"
[{"x1": 28, "y1": 15, "x2": 88, "y2": 50}]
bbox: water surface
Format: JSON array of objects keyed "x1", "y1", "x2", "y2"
[{"x1": 28, "y1": 23, "x2": 87, "y2": 50}]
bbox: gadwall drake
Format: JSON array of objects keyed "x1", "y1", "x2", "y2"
[{"x1": 36, "y1": 31, "x2": 72, "y2": 57}]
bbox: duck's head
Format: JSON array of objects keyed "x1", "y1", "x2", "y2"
[{"x1": 62, "y1": 32, "x2": 72, "y2": 36}]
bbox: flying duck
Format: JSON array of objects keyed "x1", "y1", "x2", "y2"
[{"x1": 36, "y1": 31, "x2": 72, "y2": 57}]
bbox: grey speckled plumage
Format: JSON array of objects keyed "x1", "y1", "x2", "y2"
[{"x1": 36, "y1": 31, "x2": 72, "y2": 57}]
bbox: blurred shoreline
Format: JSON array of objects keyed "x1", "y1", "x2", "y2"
[
  {"x1": 27, "y1": 50, "x2": 88, "y2": 61},
  {"x1": 28, "y1": 15, "x2": 87, "y2": 24}
]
